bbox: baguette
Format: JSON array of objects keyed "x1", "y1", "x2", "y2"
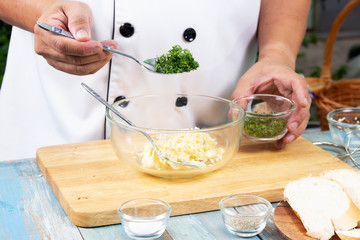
[{"x1": 284, "y1": 176, "x2": 360, "y2": 240}]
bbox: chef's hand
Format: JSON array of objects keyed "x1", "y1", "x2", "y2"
[
  {"x1": 231, "y1": 56, "x2": 311, "y2": 149},
  {"x1": 34, "y1": 1, "x2": 117, "y2": 75}
]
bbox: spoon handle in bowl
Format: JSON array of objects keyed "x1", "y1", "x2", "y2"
[{"x1": 81, "y1": 83, "x2": 133, "y2": 126}]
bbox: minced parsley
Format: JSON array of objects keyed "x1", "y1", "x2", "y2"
[
  {"x1": 243, "y1": 115, "x2": 287, "y2": 138},
  {"x1": 155, "y1": 45, "x2": 199, "y2": 74}
]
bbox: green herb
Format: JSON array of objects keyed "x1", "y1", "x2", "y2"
[
  {"x1": 243, "y1": 115, "x2": 287, "y2": 138},
  {"x1": 155, "y1": 45, "x2": 199, "y2": 74}
]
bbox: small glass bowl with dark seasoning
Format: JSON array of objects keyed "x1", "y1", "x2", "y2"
[
  {"x1": 234, "y1": 94, "x2": 296, "y2": 142},
  {"x1": 219, "y1": 195, "x2": 273, "y2": 237}
]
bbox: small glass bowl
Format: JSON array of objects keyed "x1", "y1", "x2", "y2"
[
  {"x1": 219, "y1": 195, "x2": 273, "y2": 237},
  {"x1": 234, "y1": 94, "x2": 296, "y2": 142},
  {"x1": 118, "y1": 198, "x2": 171, "y2": 240},
  {"x1": 327, "y1": 107, "x2": 360, "y2": 147}
]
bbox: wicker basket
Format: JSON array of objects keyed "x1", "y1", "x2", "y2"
[{"x1": 306, "y1": 0, "x2": 360, "y2": 131}]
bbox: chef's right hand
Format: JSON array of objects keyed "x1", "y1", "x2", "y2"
[{"x1": 34, "y1": 1, "x2": 117, "y2": 75}]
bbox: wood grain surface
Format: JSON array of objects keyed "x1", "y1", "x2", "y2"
[
  {"x1": 273, "y1": 201, "x2": 340, "y2": 240},
  {"x1": 36, "y1": 137, "x2": 355, "y2": 227}
]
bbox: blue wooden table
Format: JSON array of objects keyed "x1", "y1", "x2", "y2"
[{"x1": 1, "y1": 131, "x2": 358, "y2": 240}]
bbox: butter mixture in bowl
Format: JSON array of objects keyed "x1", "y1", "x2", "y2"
[
  {"x1": 139, "y1": 129, "x2": 225, "y2": 169},
  {"x1": 106, "y1": 93, "x2": 245, "y2": 178}
]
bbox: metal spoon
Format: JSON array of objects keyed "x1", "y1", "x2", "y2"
[
  {"x1": 81, "y1": 83, "x2": 201, "y2": 168},
  {"x1": 36, "y1": 22, "x2": 159, "y2": 73},
  {"x1": 313, "y1": 140, "x2": 360, "y2": 168}
]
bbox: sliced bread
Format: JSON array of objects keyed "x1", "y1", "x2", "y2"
[
  {"x1": 322, "y1": 169, "x2": 360, "y2": 211},
  {"x1": 284, "y1": 176, "x2": 360, "y2": 240},
  {"x1": 336, "y1": 229, "x2": 360, "y2": 240}
]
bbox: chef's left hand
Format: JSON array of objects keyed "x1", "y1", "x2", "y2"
[{"x1": 231, "y1": 55, "x2": 311, "y2": 149}]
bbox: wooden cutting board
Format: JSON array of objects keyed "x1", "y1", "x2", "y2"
[
  {"x1": 36, "y1": 137, "x2": 354, "y2": 227},
  {"x1": 274, "y1": 201, "x2": 340, "y2": 240}
]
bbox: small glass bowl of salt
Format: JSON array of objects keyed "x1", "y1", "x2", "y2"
[
  {"x1": 219, "y1": 195, "x2": 273, "y2": 237},
  {"x1": 118, "y1": 198, "x2": 171, "y2": 240}
]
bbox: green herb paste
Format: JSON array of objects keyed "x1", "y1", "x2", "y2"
[
  {"x1": 243, "y1": 116, "x2": 287, "y2": 138},
  {"x1": 155, "y1": 45, "x2": 199, "y2": 73}
]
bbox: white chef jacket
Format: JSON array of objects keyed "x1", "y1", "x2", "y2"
[{"x1": 0, "y1": 0, "x2": 260, "y2": 161}]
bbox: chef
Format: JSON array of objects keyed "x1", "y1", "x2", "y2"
[{"x1": 0, "y1": 0, "x2": 311, "y2": 161}]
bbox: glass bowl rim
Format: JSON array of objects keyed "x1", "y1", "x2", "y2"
[
  {"x1": 219, "y1": 194, "x2": 273, "y2": 217},
  {"x1": 326, "y1": 107, "x2": 360, "y2": 128},
  {"x1": 106, "y1": 93, "x2": 245, "y2": 133},
  {"x1": 118, "y1": 198, "x2": 172, "y2": 221},
  {"x1": 233, "y1": 94, "x2": 296, "y2": 117}
]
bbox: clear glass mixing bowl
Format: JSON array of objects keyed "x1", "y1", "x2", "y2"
[{"x1": 106, "y1": 93, "x2": 245, "y2": 178}]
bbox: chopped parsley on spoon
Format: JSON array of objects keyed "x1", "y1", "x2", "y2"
[{"x1": 154, "y1": 45, "x2": 199, "y2": 74}]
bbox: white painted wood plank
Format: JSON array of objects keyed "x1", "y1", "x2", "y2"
[
  {"x1": 79, "y1": 224, "x2": 172, "y2": 240},
  {"x1": 0, "y1": 159, "x2": 83, "y2": 240},
  {"x1": 303, "y1": 131, "x2": 360, "y2": 170},
  {"x1": 167, "y1": 214, "x2": 220, "y2": 240},
  {"x1": 259, "y1": 203, "x2": 287, "y2": 240},
  {"x1": 79, "y1": 224, "x2": 129, "y2": 240},
  {"x1": 192, "y1": 211, "x2": 261, "y2": 240}
]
